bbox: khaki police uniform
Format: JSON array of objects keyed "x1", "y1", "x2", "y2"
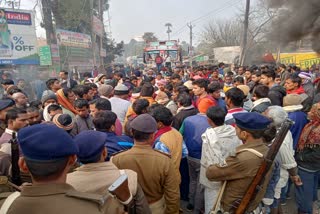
[
  {"x1": 206, "y1": 141, "x2": 272, "y2": 213},
  {"x1": 112, "y1": 144, "x2": 180, "y2": 214},
  {"x1": 67, "y1": 161, "x2": 151, "y2": 214},
  {"x1": 0, "y1": 183, "x2": 125, "y2": 214}
]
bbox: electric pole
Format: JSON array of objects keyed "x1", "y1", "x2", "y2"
[
  {"x1": 165, "y1": 23, "x2": 172, "y2": 40},
  {"x1": 187, "y1": 22, "x2": 194, "y2": 70},
  {"x1": 239, "y1": 0, "x2": 250, "y2": 66},
  {"x1": 99, "y1": 0, "x2": 104, "y2": 66}
]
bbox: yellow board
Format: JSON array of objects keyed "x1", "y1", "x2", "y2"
[{"x1": 273, "y1": 52, "x2": 320, "y2": 69}]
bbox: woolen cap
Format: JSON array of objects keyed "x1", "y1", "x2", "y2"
[
  {"x1": 114, "y1": 84, "x2": 129, "y2": 95},
  {"x1": 298, "y1": 72, "x2": 311, "y2": 80},
  {"x1": 73, "y1": 130, "x2": 107, "y2": 161},
  {"x1": 0, "y1": 99, "x2": 15, "y2": 111},
  {"x1": 41, "y1": 93, "x2": 57, "y2": 104},
  {"x1": 52, "y1": 114, "x2": 74, "y2": 131},
  {"x1": 233, "y1": 112, "x2": 271, "y2": 130},
  {"x1": 98, "y1": 84, "x2": 113, "y2": 97},
  {"x1": 157, "y1": 79, "x2": 167, "y2": 86},
  {"x1": 130, "y1": 114, "x2": 157, "y2": 133},
  {"x1": 155, "y1": 91, "x2": 169, "y2": 105},
  {"x1": 17, "y1": 124, "x2": 78, "y2": 161}
]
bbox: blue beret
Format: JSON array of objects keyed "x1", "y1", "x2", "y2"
[
  {"x1": 233, "y1": 112, "x2": 271, "y2": 130},
  {"x1": 131, "y1": 114, "x2": 157, "y2": 133},
  {"x1": 18, "y1": 124, "x2": 78, "y2": 161},
  {"x1": 0, "y1": 99, "x2": 15, "y2": 111},
  {"x1": 73, "y1": 130, "x2": 107, "y2": 161}
]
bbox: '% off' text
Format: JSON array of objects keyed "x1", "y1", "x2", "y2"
[{"x1": 13, "y1": 36, "x2": 34, "y2": 51}]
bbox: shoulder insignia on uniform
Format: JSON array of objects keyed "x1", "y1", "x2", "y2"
[
  {"x1": 237, "y1": 148, "x2": 264, "y2": 158},
  {"x1": 153, "y1": 149, "x2": 172, "y2": 158},
  {"x1": 66, "y1": 190, "x2": 110, "y2": 206},
  {"x1": 111, "y1": 150, "x2": 127, "y2": 157},
  {"x1": 0, "y1": 176, "x2": 8, "y2": 185}
]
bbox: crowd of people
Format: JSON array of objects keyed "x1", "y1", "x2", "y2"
[{"x1": 0, "y1": 62, "x2": 319, "y2": 214}]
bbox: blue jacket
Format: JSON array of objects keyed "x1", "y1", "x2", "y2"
[
  {"x1": 288, "y1": 111, "x2": 308, "y2": 149},
  {"x1": 216, "y1": 98, "x2": 227, "y2": 112},
  {"x1": 180, "y1": 114, "x2": 210, "y2": 159},
  {"x1": 102, "y1": 131, "x2": 134, "y2": 160}
]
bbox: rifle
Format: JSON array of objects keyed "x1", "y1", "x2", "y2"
[
  {"x1": 10, "y1": 132, "x2": 22, "y2": 186},
  {"x1": 233, "y1": 118, "x2": 293, "y2": 214},
  {"x1": 108, "y1": 174, "x2": 136, "y2": 214}
]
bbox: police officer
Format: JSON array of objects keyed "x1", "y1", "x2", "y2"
[
  {"x1": 0, "y1": 99, "x2": 15, "y2": 136},
  {"x1": 0, "y1": 124, "x2": 123, "y2": 214},
  {"x1": 67, "y1": 130, "x2": 151, "y2": 214},
  {"x1": 112, "y1": 114, "x2": 180, "y2": 214},
  {"x1": 206, "y1": 112, "x2": 274, "y2": 213}
]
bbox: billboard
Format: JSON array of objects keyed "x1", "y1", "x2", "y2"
[
  {"x1": 92, "y1": 15, "x2": 103, "y2": 37},
  {"x1": 0, "y1": 8, "x2": 39, "y2": 64},
  {"x1": 273, "y1": 52, "x2": 320, "y2": 69},
  {"x1": 56, "y1": 29, "x2": 92, "y2": 48}
]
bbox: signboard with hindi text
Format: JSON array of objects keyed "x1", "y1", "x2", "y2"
[
  {"x1": 39, "y1": 45, "x2": 52, "y2": 66},
  {"x1": 56, "y1": 29, "x2": 92, "y2": 49}
]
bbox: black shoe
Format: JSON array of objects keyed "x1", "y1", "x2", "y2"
[{"x1": 186, "y1": 203, "x2": 194, "y2": 211}]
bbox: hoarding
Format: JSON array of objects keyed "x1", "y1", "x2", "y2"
[
  {"x1": 0, "y1": 8, "x2": 39, "y2": 65},
  {"x1": 92, "y1": 15, "x2": 103, "y2": 36},
  {"x1": 56, "y1": 29, "x2": 92, "y2": 48},
  {"x1": 273, "y1": 52, "x2": 320, "y2": 69}
]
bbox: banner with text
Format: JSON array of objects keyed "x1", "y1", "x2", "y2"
[
  {"x1": 0, "y1": 8, "x2": 39, "y2": 65},
  {"x1": 56, "y1": 29, "x2": 92, "y2": 49},
  {"x1": 92, "y1": 15, "x2": 103, "y2": 37}
]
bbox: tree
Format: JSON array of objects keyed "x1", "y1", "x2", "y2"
[
  {"x1": 142, "y1": 32, "x2": 158, "y2": 43},
  {"x1": 237, "y1": 0, "x2": 279, "y2": 63},
  {"x1": 123, "y1": 39, "x2": 145, "y2": 58},
  {"x1": 198, "y1": 18, "x2": 242, "y2": 53},
  {"x1": 51, "y1": 0, "x2": 92, "y2": 34},
  {"x1": 102, "y1": 33, "x2": 124, "y2": 64},
  {"x1": 197, "y1": 0, "x2": 279, "y2": 64}
]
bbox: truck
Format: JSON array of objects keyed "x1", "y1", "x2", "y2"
[{"x1": 213, "y1": 46, "x2": 240, "y2": 64}]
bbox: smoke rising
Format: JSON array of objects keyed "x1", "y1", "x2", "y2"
[{"x1": 268, "y1": 0, "x2": 320, "y2": 53}]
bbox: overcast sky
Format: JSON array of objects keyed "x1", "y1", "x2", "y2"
[{"x1": 18, "y1": 0, "x2": 249, "y2": 44}]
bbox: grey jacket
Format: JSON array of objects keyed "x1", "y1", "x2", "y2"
[{"x1": 70, "y1": 115, "x2": 94, "y2": 137}]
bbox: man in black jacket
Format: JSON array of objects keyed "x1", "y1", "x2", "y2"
[
  {"x1": 172, "y1": 93, "x2": 198, "y2": 130},
  {"x1": 59, "y1": 70, "x2": 78, "y2": 89},
  {"x1": 260, "y1": 69, "x2": 286, "y2": 106},
  {"x1": 250, "y1": 85, "x2": 271, "y2": 113}
]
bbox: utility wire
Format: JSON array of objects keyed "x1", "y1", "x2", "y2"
[{"x1": 172, "y1": 0, "x2": 243, "y2": 40}]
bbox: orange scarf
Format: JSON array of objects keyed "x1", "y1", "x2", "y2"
[{"x1": 56, "y1": 89, "x2": 78, "y2": 115}]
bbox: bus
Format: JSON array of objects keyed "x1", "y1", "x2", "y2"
[{"x1": 143, "y1": 40, "x2": 182, "y2": 67}]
